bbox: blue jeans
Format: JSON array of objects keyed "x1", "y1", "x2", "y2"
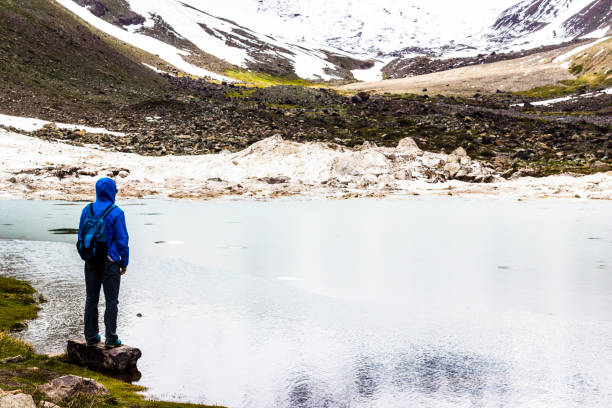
[{"x1": 84, "y1": 260, "x2": 121, "y2": 343}]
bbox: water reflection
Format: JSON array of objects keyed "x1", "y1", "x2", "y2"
[{"x1": 1, "y1": 198, "x2": 612, "y2": 407}]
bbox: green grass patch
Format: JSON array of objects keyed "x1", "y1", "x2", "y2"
[
  {"x1": 569, "y1": 64, "x2": 583, "y2": 75},
  {"x1": 515, "y1": 73, "x2": 612, "y2": 99},
  {"x1": 0, "y1": 276, "x2": 40, "y2": 332},
  {"x1": 225, "y1": 88, "x2": 256, "y2": 98},
  {"x1": 0, "y1": 332, "x2": 34, "y2": 359},
  {"x1": 223, "y1": 69, "x2": 313, "y2": 87}
]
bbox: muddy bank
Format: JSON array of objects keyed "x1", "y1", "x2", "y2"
[{"x1": 1, "y1": 129, "x2": 610, "y2": 201}]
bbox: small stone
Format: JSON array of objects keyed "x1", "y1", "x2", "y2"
[
  {"x1": 1, "y1": 355, "x2": 24, "y2": 364},
  {"x1": 38, "y1": 402, "x2": 61, "y2": 408},
  {"x1": 38, "y1": 375, "x2": 109, "y2": 402},
  {"x1": 136, "y1": 313, "x2": 143, "y2": 317}
]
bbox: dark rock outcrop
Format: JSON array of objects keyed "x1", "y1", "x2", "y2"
[{"x1": 67, "y1": 339, "x2": 142, "y2": 372}]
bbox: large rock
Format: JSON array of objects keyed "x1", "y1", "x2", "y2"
[
  {"x1": 67, "y1": 338, "x2": 142, "y2": 372},
  {"x1": 0, "y1": 388, "x2": 36, "y2": 408},
  {"x1": 38, "y1": 375, "x2": 108, "y2": 402}
]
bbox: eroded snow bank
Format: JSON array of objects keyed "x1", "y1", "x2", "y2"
[
  {"x1": 1, "y1": 129, "x2": 611, "y2": 200},
  {"x1": 0, "y1": 113, "x2": 125, "y2": 135}
]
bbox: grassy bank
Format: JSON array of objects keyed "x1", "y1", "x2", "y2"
[{"x1": 0, "y1": 276, "x2": 223, "y2": 408}]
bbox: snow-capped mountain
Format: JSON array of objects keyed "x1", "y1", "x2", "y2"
[
  {"x1": 56, "y1": 0, "x2": 611, "y2": 81},
  {"x1": 488, "y1": 0, "x2": 611, "y2": 50}
]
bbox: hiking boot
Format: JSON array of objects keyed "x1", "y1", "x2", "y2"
[
  {"x1": 86, "y1": 334, "x2": 101, "y2": 346},
  {"x1": 105, "y1": 338, "x2": 122, "y2": 348}
]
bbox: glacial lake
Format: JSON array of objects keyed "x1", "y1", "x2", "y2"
[{"x1": 1, "y1": 198, "x2": 612, "y2": 407}]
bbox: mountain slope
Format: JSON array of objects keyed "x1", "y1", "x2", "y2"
[
  {"x1": 488, "y1": 0, "x2": 612, "y2": 50},
  {"x1": 0, "y1": 0, "x2": 168, "y2": 118},
  {"x1": 52, "y1": 0, "x2": 611, "y2": 82}
]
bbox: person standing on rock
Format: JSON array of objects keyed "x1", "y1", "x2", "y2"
[{"x1": 77, "y1": 177, "x2": 129, "y2": 348}]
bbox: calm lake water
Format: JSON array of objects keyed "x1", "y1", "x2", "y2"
[{"x1": 1, "y1": 198, "x2": 612, "y2": 407}]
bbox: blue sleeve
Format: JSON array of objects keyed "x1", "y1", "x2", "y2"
[{"x1": 114, "y1": 211, "x2": 130, "y2": 267}]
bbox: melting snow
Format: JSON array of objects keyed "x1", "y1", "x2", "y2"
[
  {"x1": 513, "y1": 88, "x2": 612, "y2": 107},
  {"x1": 553, "y1": 36, "x2": 611, "y2": 63},
  {"x1": 2, "y1": 129, "x2": 611, "y2": 200},
  {"x1": 142, "y1": 63, "x2": 174, "y2": 76},
  {"x1": 56, "y1": 0, "x2": 235, "y2": 81},
  {"x1": 0, "y1": 113, "x2": 125, "y2": 135}
]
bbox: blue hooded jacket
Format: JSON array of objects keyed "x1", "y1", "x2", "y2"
[{"x1": 78, "y1": 178, "x2": 129, "y2": 267}]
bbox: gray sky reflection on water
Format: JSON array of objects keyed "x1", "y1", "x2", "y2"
[{"x1": 0, "y1": 197, "x2": 611, "y2": 407}]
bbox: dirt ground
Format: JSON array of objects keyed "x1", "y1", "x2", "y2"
[{"x1": 339, "y1": 46, "x2": 579, "y2": 96}]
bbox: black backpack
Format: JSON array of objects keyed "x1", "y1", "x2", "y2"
[{"x1": 76, "y1": 203, "x2": 115, "y2": 262}]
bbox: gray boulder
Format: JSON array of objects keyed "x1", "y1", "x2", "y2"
[
  {"x1": 67, "y1": 338, "x2": 141, "y2": 372},
  {"x1": 38, "y1": 375, "x2": 108, "y2": 402},
  {"x1": 0, "y1": 389, "x2": 36, "y2": 408}
]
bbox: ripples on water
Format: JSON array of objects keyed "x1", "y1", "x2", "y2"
[{"x1": 1, "y1": 198, "x2": 612, "y2": 407}]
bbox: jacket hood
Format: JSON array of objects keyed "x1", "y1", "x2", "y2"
[{"x1": 95, "y1": 177, "x2": 117, "y2": 203}]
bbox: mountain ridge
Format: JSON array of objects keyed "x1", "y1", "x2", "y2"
[{"x1": 52, "y1": 0, "x2": 611, "y2": 81}]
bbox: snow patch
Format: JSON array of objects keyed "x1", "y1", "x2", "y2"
[
  {"x1": 142, "y1": 63, "x2": 174, "y2": 76},
  {"x1": 0, "y1": 113, "x2": 125, "y2": 136},
  {"x1": 56, "y1": 0, "x2": 235, "y2": 81},
  {"x1": 580, "y1": 25, "x2": 611, "y2": 39},
  {"x1": 512, "y1": 88, "x2": 612, "y2": 107},
  {"x1": 351, "y1": 60, "x2": 388, "y2": 82},
  {"x1": 553, "y1": 36, "x2": 611, "y2": 63}
]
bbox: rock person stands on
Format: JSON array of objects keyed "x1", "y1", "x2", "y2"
[{"x1": 77, "y1": 177, "x2": 129, "y2": 348}]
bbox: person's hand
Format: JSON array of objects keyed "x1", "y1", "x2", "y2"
[{"x1": 120, "y1": 267, "x2": 127, "y2": 275}]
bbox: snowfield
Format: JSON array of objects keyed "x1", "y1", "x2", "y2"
[{"x1": 1, "y1": 129, "x2": 611, "y2": 201}]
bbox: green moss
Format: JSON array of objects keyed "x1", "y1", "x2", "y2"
[
  {"x1": 0, "y1": 332, "x2": 34, "y2": 359},
  {"x1": 223, "y1": 69, "x2": 313, "y2": 87},
  {"x1": 569, "y1": 64, "x2": 583, "y2": 75},
  {"x1": 225, "y1": 88, "x2": 256, "y2": 98},
  {"x1": 515, "y1": 73, "x2": 612, "y2": 99},
  {"x1": 0, "y1": 276, "x2": 40, "y2": 332}
]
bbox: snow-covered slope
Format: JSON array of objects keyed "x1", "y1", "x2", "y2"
[
  {"x1": 56, "y1": 0, "x2": 612, "y2": 81},
  {"x1": 488, "y1": 0, "x2": 612, "y2": 51}
]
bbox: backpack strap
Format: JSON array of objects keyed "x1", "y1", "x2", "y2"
[
  {"x1": 100, "y1": 203, "x2": 116, "y2": 219},
  {"x1": 87, "y1": 203, "x2": 94, "y2": 217}
]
